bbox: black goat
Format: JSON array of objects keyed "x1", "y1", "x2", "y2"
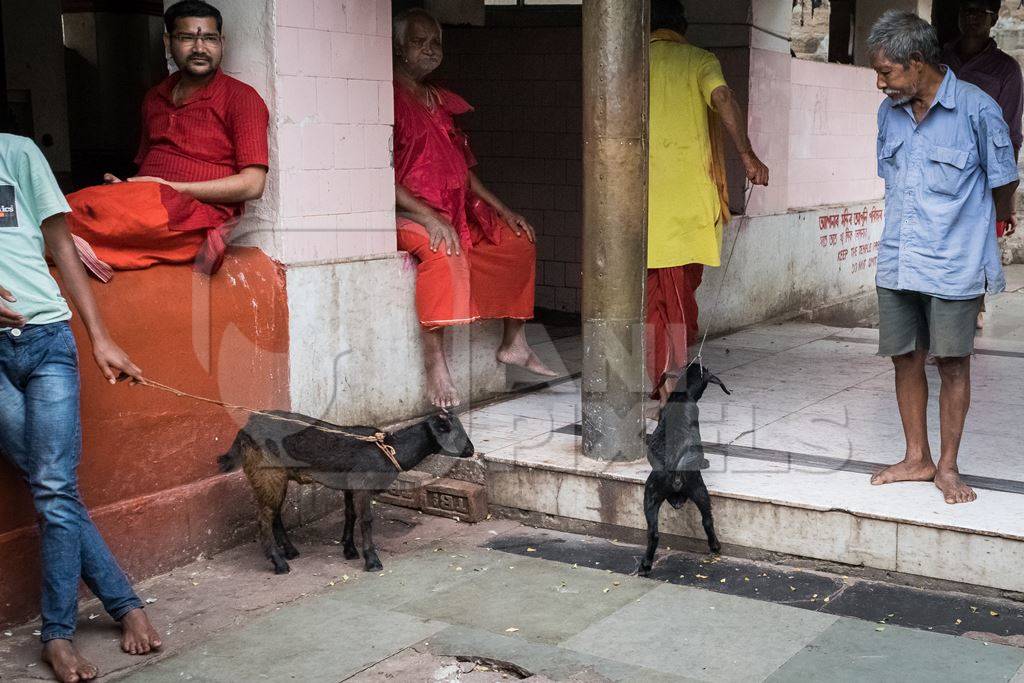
[
  {"x1": 218, "y1": 411, "x2": 475, "y2": 574},
  {"x1": 639, "y1": 363, "x2": 730, "y2": 577}
]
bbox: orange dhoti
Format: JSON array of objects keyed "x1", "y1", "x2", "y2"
[
  {"x1": 66, "y1": 182, "x2": 236, "y2": 281},
  {"x1": 646, "y1": 264, "x2": 704, "y2": 396},
  {"x1": 397, "y1": 217, "x2": 536, "y2": 328}
]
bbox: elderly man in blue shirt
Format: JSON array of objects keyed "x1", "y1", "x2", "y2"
[{"x1": 867, "y1": 10, "x2": 1018, "y2": 505}]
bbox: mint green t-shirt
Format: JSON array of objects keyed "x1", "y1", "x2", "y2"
[{"x1": 0, "y1": 134, "x2": 72, "y2": 329}]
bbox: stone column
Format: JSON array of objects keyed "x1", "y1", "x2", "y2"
[{"x1": 580, "y1": 1, "x2": 649, "y2": 462}]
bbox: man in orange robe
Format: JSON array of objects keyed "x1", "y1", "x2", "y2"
[{"x1": 392, "y1": 9, "x2": 556, "y2": 407}]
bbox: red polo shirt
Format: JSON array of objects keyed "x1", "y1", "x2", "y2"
[{"x1": 135, "y1": 69, "x2": 270, "y2": 218}]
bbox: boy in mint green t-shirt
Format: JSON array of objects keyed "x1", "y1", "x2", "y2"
[{"x1": 0, "y1": 134, "x2": 163, "y2": 681}]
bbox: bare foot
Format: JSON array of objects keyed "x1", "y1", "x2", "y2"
[
  {"x1": 496, "y1": 344, "x2": 558, "y2": 377},
  {"x1": 42, "y1": 640, "x2": 98, "y2": 683},
  {"x1": 120, "y1": 608, "x2": 162, "y2": 655},
  {"x1": 870, "y1": 458, "x2": 936, "y2": 486},
  {"x1": 426, "y1": 358, "x2": 460, "y2": 408},
  {"x1": 934, "y1": 469, "x2": 977, "y2": 504}
]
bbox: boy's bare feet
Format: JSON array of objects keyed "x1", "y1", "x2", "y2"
[
  {"x1": 870, "y1": 457, "x2": 936, "y2": 485},
  {"x1": 42, "y1": 640, "x2": 98, "y2": 683},
  {"x1": 934, "y1": 469, "x2": 977, "y2": 504},
  {"x1": 120, "y1": 608, "x2": 162, "y2": 655}
]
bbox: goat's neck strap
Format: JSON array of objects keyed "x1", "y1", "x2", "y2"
[{"x1": 375, "y1": 437, "x2": 402, "y2": 471}]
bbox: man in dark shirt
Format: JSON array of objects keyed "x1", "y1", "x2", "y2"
[
  {"x1": 942, "y1": 0, "x2": 1023, "y2": 158},
  {"x1": 941, "y1": 0, "x2": 1022, "y2": 328}
]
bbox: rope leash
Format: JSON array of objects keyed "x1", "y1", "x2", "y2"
[
  {"x1": 688, "y1": 182, "x2": 757, "y2": 372},
  {"x1": 133, "y1": 378, "x2": 402, "y2": 471}
]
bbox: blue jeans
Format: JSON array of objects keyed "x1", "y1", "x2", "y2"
[{"x1": 0, "y1": 322, "x2": 142, "y2": 642}]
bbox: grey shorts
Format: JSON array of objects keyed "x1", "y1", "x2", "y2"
[{"x1": 876, "y1": 287, "x2": 982, "y2": 358}]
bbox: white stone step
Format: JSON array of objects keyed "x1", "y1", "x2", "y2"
[{"x1": 483, "y1": 432, "x2": 1024, "y2": 594}]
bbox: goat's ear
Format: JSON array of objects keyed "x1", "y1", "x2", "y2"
[
  {"x1": 435, "y1": 412, "x2": 453, "y2": 431},
  {"x1": 708, "y1": 373, "x2": 731, "y2": 395}
]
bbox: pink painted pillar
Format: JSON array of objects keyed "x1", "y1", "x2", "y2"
[{"x1": 276, "y1": 0, "x2": 396, "y2": 264}]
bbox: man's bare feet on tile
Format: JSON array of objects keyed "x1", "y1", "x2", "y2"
[
  {"x1": 870, "y1": 457, "x2": 936, "y2": 485},
  {"x1": 934, "y1": 468, "x2": 977, "y2": 504}
]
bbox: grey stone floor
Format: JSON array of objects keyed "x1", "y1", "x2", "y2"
[
  {"x1": 118, "y1": 537, "x2": 1024, "y2": 682},
  {"x1": 2, "y1": 500, "x2": 1023, "y2": 682}
]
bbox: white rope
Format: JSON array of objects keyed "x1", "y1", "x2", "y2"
[{"x1": 688, "y1": 182, "x2": 756, "y2": 372}]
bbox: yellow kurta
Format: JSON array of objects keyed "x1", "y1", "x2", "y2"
[{"x1": 648, "y1": 30, "x2": 728, "y2": 269}]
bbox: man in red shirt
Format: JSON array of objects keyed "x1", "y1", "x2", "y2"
[{"x1": 68, "y1": 0, "x2": 269, "y2": 280}]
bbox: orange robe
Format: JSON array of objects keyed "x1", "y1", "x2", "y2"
[
  {"x1": 646, "y1": 264, "x2": 704, "y2": 397},
  {"x1": 393, "y1": 81, "x2": 535, "y2": 328},
  {"x1": 65, "y1": 182, "x2": 234, "y2": 280}
]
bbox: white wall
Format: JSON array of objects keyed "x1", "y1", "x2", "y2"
[
  {"x1": 699, "y1": 201, "x2": 885, "y2": 333},
  {"x1": 273, "y1": 0, "x2": 396, "y2": 266},
  {"x1": 788, "y1": 59, "x2": 884, "y2": 209},
  {"x1": 287, "y1": 255, "x2": 506, "y2": 424}
]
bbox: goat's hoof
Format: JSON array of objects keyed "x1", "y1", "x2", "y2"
[
  {"x1": 283, "y1": 547, "x2": 300, "y2": 560},
  {"x1": 638, "y1": 565, "x2": 652, "y2": 577},
  {"x1": 364, "y1": 556, "x2": 384, "y2": 572},
  {"x1": 342, "y1": 546, "x2": 359, "y2": 560},
  {"x1": 272, "y1": 561, "x2": 291, "y2": 574},
  {"x1": 709, "y1": 542, "x2": 722, "y2": 554}
]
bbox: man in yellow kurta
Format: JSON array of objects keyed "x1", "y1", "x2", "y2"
[{"x1": 647, "y1": 0, "x2": 770, "y2": 407}]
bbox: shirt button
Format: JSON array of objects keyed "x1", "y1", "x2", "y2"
[{"x1": 10, "y1": 328, "x2": 22, "y2": 337}]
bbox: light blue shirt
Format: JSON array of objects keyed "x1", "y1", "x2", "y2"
[
  {"x1": 0, "y1": 134, "x2": 72, "y2": 329},
  {"x1": 876, "y1": 68, "x2": 1017, "y2": 299}
]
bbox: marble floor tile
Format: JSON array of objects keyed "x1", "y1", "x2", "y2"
[
  {"x1": 767, "y1": 618, "x2": 1024, "y2": 683},
  {"x1": 562, "y1": 583, "x2": 837, "y2": 682},
  {"x1": 704, "y1": 330, "x2": 823, "y2": 353},
  {"x1": 397, "y1": 555, "x2": 656, "y2": 645}
]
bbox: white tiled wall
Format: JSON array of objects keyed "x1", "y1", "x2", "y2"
[
  {"x1": 275, "y1": 0, "x2": 396, "y2": 264},
  {"x1": 787, "y1": 59, "x2": 885, "y2": 210}
]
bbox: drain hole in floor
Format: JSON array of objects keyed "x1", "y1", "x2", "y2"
[{"x1": 454, "y1": 655, "x2": 533, "y2": 679}]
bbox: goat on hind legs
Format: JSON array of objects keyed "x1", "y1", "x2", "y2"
[
  {"x1": 640, "y1": 481, "x2": 666, "y2": 577},
  {"x1": 638, "y1": 467, "x2": 723, "y2": 578},
  {"x1": 638, "y1": 364, "x2": 728, "y2": 577}
]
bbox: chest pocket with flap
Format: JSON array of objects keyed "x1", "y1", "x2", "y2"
[{"x1": 925, "y1": 145, "x2": 973, "y2": 197}]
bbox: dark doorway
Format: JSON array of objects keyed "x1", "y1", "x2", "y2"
[
  {"x1": 62, "y1": 1, "x2": 167, "y2": 189},
  {"x1": 0, "y1": 0, "x2": 165, "y2": 191}
]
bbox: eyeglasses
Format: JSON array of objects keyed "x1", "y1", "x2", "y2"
[
  {"x1": 172, "y1": 32, "x2": 222, "y2": 46},
  {"x1": 961, "y1": 7, "x2": 996, "y2": 17}
]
